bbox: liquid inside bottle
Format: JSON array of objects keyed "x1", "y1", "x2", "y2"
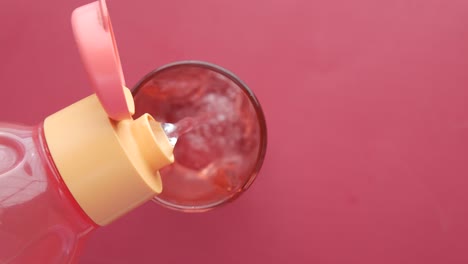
[{"x1": 0, "y1": 124, "x2": 96, "y2": 264}]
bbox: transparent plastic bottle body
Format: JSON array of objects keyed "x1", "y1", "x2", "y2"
[{"x1": 0, "y1": 123, "x2": 96, "y2": 264}]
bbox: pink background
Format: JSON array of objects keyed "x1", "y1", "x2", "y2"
[{"x1": 2, "y1": 0, "x2": 468, "y2": 263}]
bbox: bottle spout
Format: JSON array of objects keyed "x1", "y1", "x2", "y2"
[{"x1": 131, "y1": 114, "x2": 174, "y2": 172}]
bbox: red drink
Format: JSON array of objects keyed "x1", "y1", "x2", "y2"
[{"x1": 133, "y1": 62, "x2": 267, "y2": 211}]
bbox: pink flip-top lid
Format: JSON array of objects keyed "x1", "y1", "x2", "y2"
[{"x1": 71, "y1": 0, "x2": 132, "y2": 121}]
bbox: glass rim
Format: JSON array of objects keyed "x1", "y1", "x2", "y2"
[{"x1": 132, "y1": 60, "x2": 268, "y2": 211}]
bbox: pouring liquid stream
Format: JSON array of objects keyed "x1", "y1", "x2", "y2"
[
  {"x1": 161, "y1": 118, "x2": 198, "y2": 146},
  {"x1": 157, "y1": 113, "x2": 214, "y2": 146}
]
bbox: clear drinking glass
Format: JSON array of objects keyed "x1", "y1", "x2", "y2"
[{"x1": 132, "y1": 61, "x2": 267, "y2": 212}]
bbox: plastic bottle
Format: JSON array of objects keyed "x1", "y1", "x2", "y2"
[{"x1": 0, "y1": 1, "x2": 174, "y2": 263}]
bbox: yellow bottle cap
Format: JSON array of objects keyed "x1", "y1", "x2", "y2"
[{"x1": 44, "y1": 88, "x2": 174, "y2": 226}]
